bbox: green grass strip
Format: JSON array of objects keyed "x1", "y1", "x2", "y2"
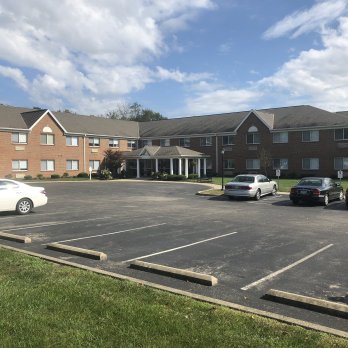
[{"x1": 0, "y1": 249, "x2": 347, "y2": 347}]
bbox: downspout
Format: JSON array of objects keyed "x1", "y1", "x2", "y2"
[
  {"x1": 215, "y1": 134, "x2": 219, "y2": 175},
  {"x1": 83, "y1": 134, "x2": 86, "y2": 172}
]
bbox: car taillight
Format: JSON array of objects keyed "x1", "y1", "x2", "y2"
[{"x1": 312, "y1": 189, "x2": 320, "y2": 196}]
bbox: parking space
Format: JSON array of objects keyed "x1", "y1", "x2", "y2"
[{"x1": 0, "y1": 180, "x2": 347, "y2": 332}]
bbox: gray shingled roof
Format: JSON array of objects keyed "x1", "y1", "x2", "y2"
[
  {"x1": 139, "y1": 105, "x2": 348, "y2": 137},
  {"x1": 54, "y1": 111, "x2": 139, "y2": 138},
  {"x1": 0, "y1": 104, "x2": 31, "y2": 129},
  {"x1": 21, "y1": 109, "x2": 47, "y2": 128},
  {"x1": 123, "y1": 146, "x2": 207, "y2": 158}
]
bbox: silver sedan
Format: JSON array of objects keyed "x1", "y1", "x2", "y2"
[{"x1": 224, "y1": 174, "x2": 278, "y2": 200}]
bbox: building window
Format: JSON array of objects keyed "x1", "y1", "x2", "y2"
[
  {"x1": 222, "y1": 135, "x2": 235, "y2": 145},
  {"x1": 335, "y1": 128, "x2": 348, "y2": 140},
  {"x1": 41, "y1": 160, "x2": 55, "y2": 171},
  {"x1": 273, "y1": 158, "x2": 288, "y2": 170},
  {"x1": 200, "y1": 137, "x2": 212, "y2": 146},
  {"x1": 302, "y1": 158, "x2": 319, "y2": 170},
  {"x1": 89, "y1": 160, "x2": 100, "y2": 171},
  {"x1": 89, "y1": 137, "x2": 100, "y2": 147},
  {"x1": 40, "y1": 133, "x2": 55, "y2": 145},
  {"x1": 12, "y1": 160, "x2": 28, "y2": 171},
  {"x1": 246, "y1": 159, "x2": 260, "y2": 170},
  {"x1": 273, "y1": 132, "x2": 288, "y2": 143},
  {"x1": 224, "y1": 159, "x2": 235, "y2": 169},
  {"x1": 127, "y1": 140, "x2": 136, "y2": 149},
  {"x1": 160, "y1": 139, "x2": 170, "y2": 147},
  {"x1": 66, "y1": 160, "x2": 79, "y2": 171},
  {"x1": 302, "y1": 130, "x2": 319, "y2": 142},
  {"x1": 109, "y1": 139, "x2": 119, "y2": 148},
  {"x1": 12, "y1": 132, "x2": 28, "y2": 144},
  {"x1": 246, "y1": 133, "x2": 260, "y2": 144},
  {"x1": 179, "y1": 138, "x2": 190, "y2": 147},
  {"x1": 334, "y1": 157, "x2": 348, "y2": 170},
  {"x1": 66, "y1": 136, "x2": 78, "y2": 146},
  {"x1": 142, "y1": 139, "x2": 152, "y2": 146}
]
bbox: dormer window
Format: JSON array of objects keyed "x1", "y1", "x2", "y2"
[{"x1": 246, "y1": 126, "x2": 260, "y2": 144}]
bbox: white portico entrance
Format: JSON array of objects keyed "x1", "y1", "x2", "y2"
[{"x1": 122, "y1": 146, "x2": 209, "y2": 179}]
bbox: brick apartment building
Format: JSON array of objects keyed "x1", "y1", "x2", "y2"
[{"x1": 1, "y1": 104, "x2": 348, "y2": 179}]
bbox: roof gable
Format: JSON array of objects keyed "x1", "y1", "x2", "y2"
[{"x1": 234, "y1": 109, "x2": 274, "y2": 133}]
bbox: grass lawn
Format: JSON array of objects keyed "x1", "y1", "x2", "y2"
[{"x1": 0, "y1": 249, "x2": 347, "y2": 347}]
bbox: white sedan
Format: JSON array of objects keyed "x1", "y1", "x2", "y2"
[
  {"x1": 224, "y1": 174, "x2": 278, "y2": 201},
  {"x1": 0, "y1": 179, "x2": 47, "y2": 215}
]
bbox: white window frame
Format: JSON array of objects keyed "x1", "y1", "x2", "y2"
[
  {"x1": 302, "y1": 130, "x2": 319, "y2": 142},
  {"x1": 12, "y1": 160, "x2": 28, "y2": 171},
  {"x1": 66, "y1": 136, "x2": 78, "y2": 146},
  {"x1": 302, "y1": 158, "x2": 319, "y2": 170},
  {"x1": 222, "y1": 135, "x2": 235, "y2": 146},
  {"x1": 224, "y1": 159, "x2": 235, "y2": 169},
  {"x1": 246, "y1": 133, "x2": 260, "y2": 144},
  {"x1": 246, "y1": 159, "x2": 260, "y2": 170},
  {"x1": 200, "y1": 136, "x2": 212, "y2": 146},
  {"x1": 89, "y1": 137, "x2": 100, "y2": 147},
  {"x1": 41, "y1": 160, "x2": 55, "y2": 171},
  {"x1": 160, "y1": 139, "x2": 170, "y2": 147},
  {"x1": 89, "y1": 160, "x2": 100, "y2": 171},
  {"x1": 334, "y1": 128, "x2": 348, "y2": 141},
  {"x1": 109, "y1": 138, "x2": 119, "y2": 148},
  {"x1": 127, "y1": 140, "x2": 136, "y2": 149},
  {"x1": 272, "y1": 158, "x2": 288, "y2": 170},
  {"x1": 11, "y1": 132, "x2": 28, "y2": 144},
  {"x1": 272, "y1": 132, "x2": 288, "y2": 144},
  {"x1": 334, "y1": 157, "x2": 348, "y2": 170},
  {"x1": 41, "y1": 133, "x2": 55, "y2": 145},
  {"x1": 66, "y1": 160, "x2": 79, "y2": 171},
  {"x1": 179, "y1": 138, "x2": 190, "y2": 147}
]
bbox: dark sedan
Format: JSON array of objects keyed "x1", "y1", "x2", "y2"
[{"x1": 290, "y1": 177, "x2": 344, "y2": 206}]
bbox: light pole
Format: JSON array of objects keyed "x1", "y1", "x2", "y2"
[{"x1": 221, "y1": 148, "x2": 225, "y2": 191}]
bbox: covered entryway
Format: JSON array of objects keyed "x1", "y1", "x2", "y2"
[{"x1": 122, "y1": 146, "x2": 209, "y2": 178}]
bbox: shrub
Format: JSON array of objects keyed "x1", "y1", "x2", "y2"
[
  {"x1": 37, "y1": 174, "x2": 44, "y2": 180},
  {"x1": 24, "y1": 175, "x2": 32, "y2": 180},
  {"x1": 188, "y1": 174, "x2": 198, "y2": 180},
  {"x1": 62, "y1": 172, "x2": 69, "y2": 178},
  {"x1": 5, "y1": 174, "x2": 12, "y2": 179},
  {"x1": 51, "y1": 174, "x2": 60, "y2": 179},
  {"x1": 166, "y1": 174, "x2": 186, "y2": 181},
  {"x1": 77, "y1": 172, "x2": 89, "y2": 178},
  {"x1": 99, "y1": 169, "x2": 112, "y2": 180}
]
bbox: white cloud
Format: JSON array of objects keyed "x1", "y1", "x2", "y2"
[
  {"x1": 0, "y1": 0, "x2": 214, "y2": 114},
  {"x1": 263, "y1": 0, "x2": 348, "y2": 39}
]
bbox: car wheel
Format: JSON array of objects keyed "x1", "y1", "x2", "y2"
[
  {"x1": 292, "y1": 199, "x2": 299, "y2": 205},
  {"x1": 228, "y1": 196, "x2": 234, "y2": 200},
  {"x1": 323, "y1": 194, "x2": 329, "y2": 206},
  {"x1": 271, "y1": 185, "x2": 277, "y2": 196},
  {"x1": 339, "y1": 190, "x2": 344, "y2": 201},
  {"x1": 254, "y1": 189, "x2": 261, "y2": 201},
  {"x1": 16, "y1": 198, "x2": 33, "y2": 215}
]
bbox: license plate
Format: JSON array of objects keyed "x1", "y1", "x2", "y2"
[{"x1": 300, "y1": 190, "x2": 308, "y2": 194}]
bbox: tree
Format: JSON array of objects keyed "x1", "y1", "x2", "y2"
[
  {"x1": 105, "y1": 102, "x2": 167, "y2": 122},
  {"x1": 103, "y1": 149, "x2": 124, "y2": 178},
  {"x1": 258, "y1": 147, "x2": 272, "y2": 177}
]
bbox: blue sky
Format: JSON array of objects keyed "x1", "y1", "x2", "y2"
[{"x1": 1, "y1": 0, "x2": 348, "y2": 117}]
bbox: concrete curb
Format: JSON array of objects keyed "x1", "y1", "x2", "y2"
[
  {"x1": 46, "y1": 243, "x2": 107, "y2": 260},
  {"x1": 266, "y1": 289, "x2": 348, "y2": 318},
  {"x1": 0, "y1": 244, "x2": 347, "y2": 339},
  {"x1": 130, "y1": 260, "x2": 218, "y2": 286},
  {"x1": 0, "y1": 232, "x2": 31, "y2": 243}
]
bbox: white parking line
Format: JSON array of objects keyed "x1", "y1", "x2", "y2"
[
  {"x1": 43, "y1": 223, "x2": 167, "y2": 244},
  {"x1": 1, "y1": 215, "x2": 122, "y2": 232},
  {"x1": 123, "y1": 231, "x2": 238, "y2": 263},
  {"x1": 241, "y1": 244, "x2": 333, "y2": 291}
]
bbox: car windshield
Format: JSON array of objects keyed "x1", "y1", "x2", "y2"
[
  {"x1": 233, "y1": 176, "x2": 255, "y2": 183},
  {"x1": 298, "y1": 179, "x2": 322, "y2": 187}
]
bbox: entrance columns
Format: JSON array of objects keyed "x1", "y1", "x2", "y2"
[
  {"x1": 197, "y1": 158, "x2": 201, "y2": 178},
  {"x1": 185, "y1": 158, "x2": 189, "y2": 178},
  {"x1": 155, "y1": 158, "x2": 158, "y2": 172},
  {"x1": 136, "y1": 159, "x2": 140, "y2": 178},
  {"x1": 178, "y1": 158, "x2": 182, "y2": 175},
  {"x1": 170, "y1": 158, "x2": 174, "y2": 175},
  {"x1": 203, "y1": 158, "x2": 207, "y2": 176}
]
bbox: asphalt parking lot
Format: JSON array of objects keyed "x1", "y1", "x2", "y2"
[{"x1": 1, "y1": 180, "x2": 347, "y2": 333}]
